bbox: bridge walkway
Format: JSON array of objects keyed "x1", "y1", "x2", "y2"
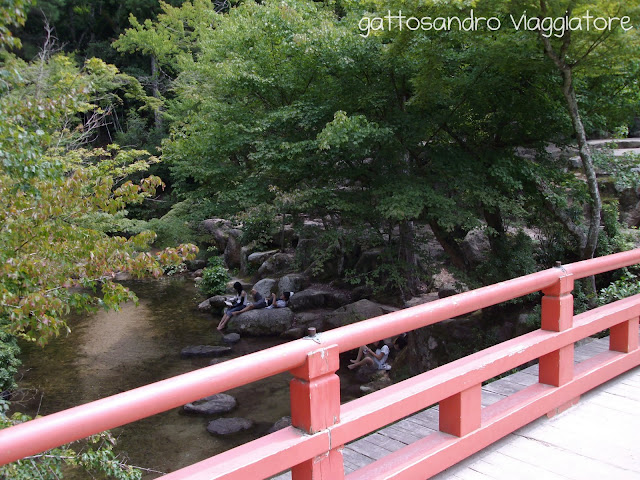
[{"x1": 275, "y1": 334, "x2": 640, "y2": 479}]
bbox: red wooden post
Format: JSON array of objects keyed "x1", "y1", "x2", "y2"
[
  {"x1": 539, "y1": 271, "x2": 574, "y2": 387},
  {"x1": 610, "y1": 317, "x2": 640, "y2": 353},
  {"x1": 439, "y1": 384, "x2": 481, "y2": 437},
  {"x1": 289, "y1": 343, "x2": 343, "y2": 480}
]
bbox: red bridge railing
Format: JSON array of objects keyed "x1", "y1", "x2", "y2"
[{"x1": 1, "y1": 250, "x2": 640, "y2": 479}]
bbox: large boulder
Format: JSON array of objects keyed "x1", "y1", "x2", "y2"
[
  {"x1": 353, "y1": 249, "x2": 382, "y2": 275},
  {"x1": 324, "y1": 299, "x2": 396, "y2": 329},
  {"x1": 200, "y1": 218, "x2": 232, "y2": 253},
  {"x1": 227, "y1": 308, "x2": 294, "y2": 336},
  {"x1": 288, "y1": 289, "x2": 350, "y2": 312},
  {"x1": 258, "y1": 253, "x2": 295, "y2": 277},
  {"x1": 223, "y1": 229, "x2": 243, "y2": 269},
  {"x1": 183, "y1": 394, "x2": 237, "y2": 415},
  {"x1": 277, "y1": 274, "x2": 309, "y2": 294},
  {"x1": 248, "y1": 250, "x2": 278, "y2": 269},
  {"x1": 253, "y1": 278, "x2": 276, "y2": 299},
  {"x1": 461, "y1": 229, "x2": 490, "y2": 265}
]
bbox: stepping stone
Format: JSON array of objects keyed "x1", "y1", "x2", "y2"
[
  {"x1": 180, "y1": 345, "x2": 232, "y2": 358},
  {"x1": 207, "y1": 417, "x2": 253, "y2": 435},
  {"x1": 183, "y1": 393, "x2": 237, "y2": 415},
  {"x1": 222, "y1": 333, "x2": 241, "y2": 344}
]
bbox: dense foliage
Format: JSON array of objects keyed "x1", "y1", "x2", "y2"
[{"x1": 1, "y1": 0, "x2": 640, "y2": 473}]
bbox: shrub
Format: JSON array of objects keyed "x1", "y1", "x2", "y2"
[
  {"x1": 198, "y1": 257, "x2": 230, "y2": 296},
  {"x1": 239, "y1": 205, "x2": 277, "y2": 249}
]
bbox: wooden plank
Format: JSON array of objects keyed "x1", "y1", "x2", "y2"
[
  {"x1": 347, "y1": 437, "x2": 392, "y2": 461},
  {"x1": 376, "y1": 423, "x2": 423, "y2": 445},
  {"x1": 482, "y1": 378, "x2": 529, "y2": 396},
  {"x1": 392, "y1": 417, "x2": 437, "y2": 437},
  {"x1": 477, "y1": 451, "x2": 570, "y2": 480},
  {"x1": 362, "y1": 432, "x2": 408, "y2": 452},
  {"x1": 501, "y1": 433, "x2": 640, "y2": 480},
  {"x1": 481, "y1": 390, "x2": 507, "y2": 407},
  {"x1": 342, "y1": 447, "x2": 375, "y2": 470}
]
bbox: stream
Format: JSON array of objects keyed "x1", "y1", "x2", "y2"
[{"x1": 14, "y1": 276, "x2": 359, "y2": 478}]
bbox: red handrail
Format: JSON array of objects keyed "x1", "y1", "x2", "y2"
[{"x1": 2, "y1": 249, "x2": 640, "y2": 479}]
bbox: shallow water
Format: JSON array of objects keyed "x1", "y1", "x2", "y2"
[{"x1": 15, "y1": 277, "x2": 301, "y2": 478}]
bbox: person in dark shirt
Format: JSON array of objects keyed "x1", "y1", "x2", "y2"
[
  {"x1": 231, "y1": 289, "x2": 267, "y2": 317},
  {"x1": 217, "y1": 282, "x2": 247, "y2": 330}
]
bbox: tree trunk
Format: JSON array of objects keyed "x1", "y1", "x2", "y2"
[
  {"x1": 428, "y1": 220, "x2": 468, "y2": 272},
  {"x1": 151, "y1": 55, "x2": 162, "y2": 129},
  {"x1": 398, "y1": 220, "x2": 419, "y2": 297}
]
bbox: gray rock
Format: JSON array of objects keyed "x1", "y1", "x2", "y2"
[
  {"x1": 248, "y1": 250, "x2": 278, "y2": 267},
  {"x1": 277, "y1": 274, "x2": 309, "y2": 294},
  {"x1": 223, "y1": 229, "x2": 243, "y2": 269},
  {"x1": 207, "y1": 417, "x2": 253, "y2": 435},
  {"x1": 180, "y1": 345, "x2": 232, "y2": 358},
  {"x1": 197, "y1": 299, "x2": 212, "y2": 312},
  {"x1": 268, "y1": 416, "x2": 292, "y2": 433},
  {"x1": 258, "y1": 253, "x2": 294, "y2": 277},
  {"x1": 461, "y1": 228, "x2": 490, "y2": 265},
  {"x1": 200, "y1": 219, "x2": 232, "y2": 253},
  {"x1": 271, "y1": 225, "x2": 296, "y2": 248},
  {"x1": 207, "y1": 295, "x2": 229, "y2": 310},
  {"x1": 222, "y1": 333, "x2": 241, "y2": 344},
  {"x1": 288, "y1": 289, "x2": 350, "y2": 312},
  {"x1": 253, "y1": 278, "x2": 276, "y2": 299},
  {"x1": 404, "y1": 293, "x2": 440, "y2": 308},
  {"x1": 293, "y1": 309, "x2": 332, "y2": 327},
  {"x1": 184, "y1": 393, "x2": 237, "y2": 415},
  {"x1": 324, "y1": 299, "x2": 389, "y2": 329},
  {"x1": 281, "y1": 327, "x2": 306, "y2": 339},
  {"x1": 227, "y1": 308, "x2": 294, "y2": 336},
  {"x1": 354, "y1": 248, "x2": 382, "y2": 274}
]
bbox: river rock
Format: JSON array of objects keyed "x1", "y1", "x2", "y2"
[
  {"x1": 227, "y1": 308, "x2": 294, "y2": 336},
  {"x1": 223, "y1": 229, "x2": 243, "y2": 269},
  {"x1": 222, "y1": 333, "x2": 241, "y2": 344},
  {"x1": 180, "y1": 345, "x2": 232, "y2": 358},
  {"x1": 288, "y1": 289, "x2": 350, "y2": 312},
  {"x1": 258, "y1": 253, "x2": 294, "y2": 277},
  {"x1": 404, "y1": 292, "x2": 440, "y2": 308},
  {"x1": 268, "y1": 416, "x2": 292, "y2": 433},
  {"x1": 324, "y1": 299, "x2": 393, "y2": 329},
  {"x1": 198, "y1": 295, "x2": 228, "y2": 312},
  {"x1": 277, "y1": 274, "x2": 309, "y2": 294},
  {"x1": 253, "y1": 278, "x2": 276, "y2": 299},
  {"x1": 248, "y1": 250, "x2": 278, "y2": 267},
  {"x1": 183, "y1": 394, "x2": 237, "y2": 415},
  {"x1": 200, "y1": 218, "x2": 232, "y2": 253},
  {"x1": 207, "y1": 417, "x2": 253, "y2": 435},
  {"x1": 293, "y1": 310, "x2": 331, "y2": 328}
]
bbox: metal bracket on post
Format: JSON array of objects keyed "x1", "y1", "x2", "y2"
[
  {"x1": 289, "y1": 344, "x2": 344, "y2": 480},
  {"x1": 540, "y1": 265, "x2": 575, "y2": 388}
]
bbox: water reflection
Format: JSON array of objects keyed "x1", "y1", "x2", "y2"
[{"x1": 16, "y1": 277, "x2": 293, "y2": 478}]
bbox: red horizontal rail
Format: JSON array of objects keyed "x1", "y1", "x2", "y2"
[{"x1": 2, "y1": 248, "x2": 640, "y2": 477}]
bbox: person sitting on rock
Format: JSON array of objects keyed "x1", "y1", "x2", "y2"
[
  {"x1": 348, "y1": 340, "x2": 390, "y2": 370},
  {"x1": 266, "y1": 291, "x2": 292, "y2": 309},
  {"x1": 217, "y1": 282, "x2": 247, "y2": 330},
  {"x1": 230, "y1": 289, "x2": 267, "y2": 317}
]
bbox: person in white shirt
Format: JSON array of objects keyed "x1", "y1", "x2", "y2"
[{"x1": 348, "y1": 340, "x2": 390, "y2": 370}]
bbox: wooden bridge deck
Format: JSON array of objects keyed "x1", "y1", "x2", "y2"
[{"x1": 274, "y1": 335, "x2": 640, "y2": 479}]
